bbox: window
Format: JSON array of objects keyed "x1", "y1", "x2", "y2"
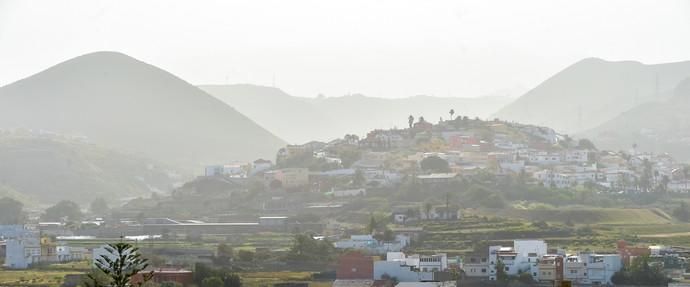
[
  {"x1": 481, "y1": 269, "x2": 486, "y2": 273},
  {"x1": 505, "y1": 267, "x2": 509, "y2": 271}
]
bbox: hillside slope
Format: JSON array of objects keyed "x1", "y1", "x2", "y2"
[
  {"x1": 0, "y1": 135, "x2": 178, "y2": 204},
  {"x1": 201, "y1": 84, "x2": 515, "y2": 143},
  {"x1": 494, "y1": 58, "x2": 690, "y2": 133},
  {"x1": 581, "y1": 78, "x2": 690, "y2": 160},
  {"x1": 0, "y1": 52, "x2": 286, "y2": 168}
]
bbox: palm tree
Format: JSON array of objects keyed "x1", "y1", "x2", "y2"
[
  {"x1": 408, "y1": 115, "x2": 414, "y2": 128},
  {"x1": 449, "y1": 109, "x2": 455, "y2": 120}
]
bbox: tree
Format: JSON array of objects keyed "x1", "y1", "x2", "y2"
[
  {"x1": 90, "y1": 198, "x2": 110, "y2": 216},
  {"x1": 269, "y1": 179, "x2": 283, "y2": 189},
  {"x1": 420, "y1": 156, "x2": 450, "y2": 172},
  {"x1": 449, "y1": 109, "x2": 455, "y2": 120},
  {"x1": 193, "y1": 263, "x2": 242, "y2": 287},
  {"x1": 42, "y1": 200, "x2": 83, "y2": 222},
  {"x1": 86, "y1": 242, "x2": 153, "y2": 287},
  {"x1": 424, "y1": 202, "x2": 433, "y2": 220},
  {"x1": 353, "y1": 169, "x2": 366, "y2": 187},
  {"x1": 285, "y1": 234, "x2": 335, "y2": 263},
  {"x1": 518, "y1": 272, "x2": 534, "y2": 284},
  {"x1": 611, "y1": 256, "x2": 668, "y2": 285},
  {"x1": 408, "y1": 115, "x2": 414, "y2": 128},
  {"x1": 216, "y1": 243, "x2": 234, "y2": 258},
  {"x1": 238, "y1": 250, "x2": 254, "y2": 262},
  {"x1": 673, "y1": 202, "x2": 690, "y2": 222},
  {"x1": 382, "y1": 228, "x2": 395, "y2": 242},
  {"x1": 366, "y1": 215, "x2": 378, "y2": 234},
  {"x1": 495, "y1": 260, "x2": 508, "y2": 282},
  {"x1": 0, "y1": 197, "x2": 25, "y2": 224},
  {"x1": 202, "y1": 277, "x2": 224, "y2": 287},
  {"x1": 221, "y1": 274, "x2": 242, "y2": 287},
  {"x1": 577, "y1": 138, "x2": 597, "y2": 150}
]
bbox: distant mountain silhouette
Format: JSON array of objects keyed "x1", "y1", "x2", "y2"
[
  {"x1": 201, "y1": 84, "x2": 515, "y2": 143},
  {"x1": 200, "y1": 84, "x2": 344, "y2": 144},
  {"x1": 494, "y1": 58, "x2": 690, "y2": 134},
  {"x1": 0, "y1": 52, "x2": 286, "y2": 168},
  {"x1": 581, "y1": 78, "x2": 690, "y2": 160}
]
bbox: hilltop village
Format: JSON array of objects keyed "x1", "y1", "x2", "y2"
[{"x1": 3, "y1": 115, "x2": 690, "y2": 286}]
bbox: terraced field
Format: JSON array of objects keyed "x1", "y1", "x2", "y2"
[
  {"x1": 498, "y1": 208, "x2": 672, "y2": 225},
  {"x1": 412, "y1": 208, "x2": 688, "y2": 256}
]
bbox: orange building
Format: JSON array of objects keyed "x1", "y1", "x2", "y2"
[
  {"x1": 617, "y1": 240, "x2": 650, "y2": 266},
  {"x1": 337, "y1": 251, "x2": 374, "y2": 280}
]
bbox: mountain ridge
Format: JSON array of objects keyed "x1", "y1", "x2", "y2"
[
  {"x1": 0, "y1": 51, "x2": 286, "y2": 169},
  {"x1": 200, "y1": 84, "x2": 516, "y2": 144},
  {"x1": 494, "y1": 58, "x2": 690, "y2": 134}
]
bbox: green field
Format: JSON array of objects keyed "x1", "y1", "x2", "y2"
[
  {"x1": 0, "y1": 270, "x2": 78, "y2": 287},
  {"x1": 499, "y1": 207, "x2": 672, "y2": 225},
  {"x1": 239, "y1": 272, "x2": 331, "y2": 287}
]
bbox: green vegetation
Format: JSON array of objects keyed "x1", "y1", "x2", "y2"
[
  {"x1": 611, "y1": 256, "x2": 669, "y2": 285},
  {"x1": 420, "y1": 156, "x2": 450, "y2": 172},
  {"x1": 0, "y1": 197, "x2": 25, "y2": 224},
  {"x1": 86, "y1": 242, "x2": 152, "y2": 287},
  {"x1": 0, "y1": 270, "x2": 75, "y2": 287},
  {"x1": 42, "y1": 200, "x2": 83, "y2": 222},
  {"x1": 0, "y1": 136, "x2": 177, "y2": 204},
  {"x1": 285, "y1": 234, "x2": 335, "y2": 263},
  {"x1": 193, "y1": 263, "x2": 242, "y2": 287}
]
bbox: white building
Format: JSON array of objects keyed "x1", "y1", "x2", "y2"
[
  {"x1": 668, "y1": 180, "x2": 690, "y2": 192},
  {"x1": 565, "y1": 150, "x2": 590, "y2": 163},
  {"x1": 250, "y1": 159, "x2": 273, "y2": 175},
  {"x1": 528, "y1": 152, "x2": 562, "y2": 165},
  {"x1": 332, "y1": 188, "x2": 367, "y2": 197},
  {"x1": 462, "y1": 254, "x2": 489, "y2": 278},
  {"x1": 564, "y1": 253, "x2": 621, "y2": 285},
  {"x1": 335, "y1": 235, "x2": 410, "y2": 254},
  {"x1": 5, "y1": 236, "x2": 41, "y2": 269},
  {"x1": 533, "y1": 170, "x2": 575, "y2": 188},
  {"x1": 488, "y1": 240, "x2": 547, "y2": 281},
  {"x1": 204, "y1": 164, "x2": 246, "y2": 177},
  {"x1": 374, "y1": 252, "x2": 449, "y2": 282},
  {"x1": 0, "y1": 225, "x2": 32, "y2": 239}
]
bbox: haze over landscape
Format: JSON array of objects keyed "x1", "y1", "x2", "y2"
[{"x1": 2, "y1": 1, "x2": 690, "y2": 286}]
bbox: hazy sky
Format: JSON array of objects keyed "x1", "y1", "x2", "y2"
[{"x1": 1, "y1": 0, "x2": 689, "y2": 98}]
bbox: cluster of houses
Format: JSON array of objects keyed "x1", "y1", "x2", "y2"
[
  {"x1": 463, "y1": 239, "x2": 622, "y2": 285},
  {"x1": 333, "y1": 251, "x2": 452, "y2": 287},
  {"x1": 0, "y1": 225, "x2": 87, "y2": 269},
  {"x1": 333, "y1": 238, "x2": 690, "y2": 286},
  {"x1": 203, "y1": 117, "x2": 690, "y2": 202}
]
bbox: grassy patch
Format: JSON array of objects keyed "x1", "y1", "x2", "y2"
[
  {"x1": 0, "y1": 270, "x2": 78, "y2": 287},
  {"x1": 501, "y1": 208, "x2": 671, "y2": 225}
]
